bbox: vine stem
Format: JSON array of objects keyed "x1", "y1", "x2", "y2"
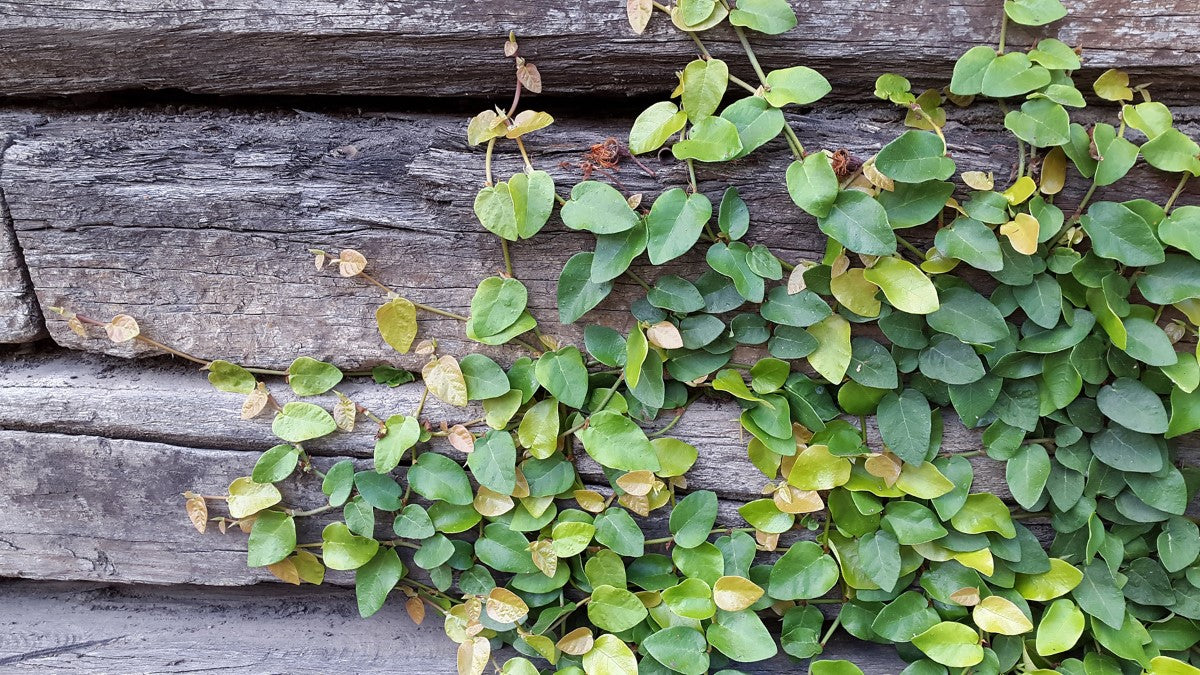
[
  {"x1": 287, "y1": 504, "x2": 334, "y2": 518},
  {"x1": 625, "y1": 270, "x2": 653, "y2": 292},
  {"x1": 1165, "y1": 173, "x2": 1191, "y2": 213},
  {"x1": 357, "y1": 272, "x2": 470, "y2": 321},
  {"x1": 910, "y1": 105, "x2": 946, "y2": 154},
  {"x1": 542, "y1": 597, "x2": 592, "y2": 635},
  {"x1": 819, "y1": 611, "x2": 843, "y2": 647},
  {"x1": 501, "y1": 238, "x2": 514, "y2": 277},
  {"x1": 728, "y1": 73, "x2": 758, "y2": 95},
  {"x1": 896, "y1": 235, "x2": 925, "y2": 258},
  {"x1": 998, "y1": 10, "x2": 1008, "y2": 54},
  {"x1": 687, "y1": 32, "x2": 711, "y2": 60},
  {"x1": 561, "y1": 373, "x2": 626, "y2": 438},
  {"x1": 686, "y1": 158, "x2": 699, "y2": 194},
  {"x1": 643, "y1": 526, "x2": 756, "y2": 545},
  {"x1": 515, "y1": 137, "x2": 534, "y2": 173},
  {"x1": 484, "y1": 138, "x2": 496, "y2": 186}
]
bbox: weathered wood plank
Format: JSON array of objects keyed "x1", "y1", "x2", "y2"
[
  {"x1": 1, "y1": 1, "x2": 1199, "y2": 99},
  {"x1": 0, "y1": 113, "x2": 46, "y2": 342},
  {"x1": 0, "y1": 349, "x2": 1057, "y2": 506},
  {"x1": 5, "y1": 106, "x2": 1197, "y2": 370},
  {"x1": 0, "y1": 579, "x2": 905, "y2": 674}
]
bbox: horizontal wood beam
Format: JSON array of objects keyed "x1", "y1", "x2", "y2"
[
  {"x1": 4, "y1": 106, "x2": 1197, "y2": 370},
  {"x1": 1, "y1": 1, "x2": 1199, "y2": 100},
  {"x1": 0, "y1": 579, "x2": 904, "y2": 672}
]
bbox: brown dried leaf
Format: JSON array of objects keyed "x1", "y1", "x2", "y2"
[
  {"x1": 309, "y1": 248, "x2": 327, "y2": 270},
  {"x1": 104, "y1": 314, "x2": 140, "y2": 343},
  {"x1": 266, "y1": 557, "x2": 301, "y2": 585},
  {"x1": 336, "y1": 249, "x2": 367, "y2": 277},
  {"x1": 486, "y1": 587, "x2": 530, "y2": 624},
  {"x1": 774, "y1": 485, "x2": 824, "y2": 514},
  {"x1": 67, "y1": 316, "x2": 87, "y2": 338},
  {"x1": 517, "y1": 61, "x2": 542, "y2": 93},
  {"x1": 618, "y1": 492, "x2": 651, "y2": 517},
  {"x1": 950, "y1": 587, "x2": 981, "y2": 606},
  {"x1": 646, "y1": 321, "x2": 684, "y2": 350},
  {"x1": 333, "y1": 395, "x2": 357, "y2": 432},
  {"x1": 447, "y1": 425, "x2": 476, "y2": 454},
  {"x1": 457, "y1": 636, "x2": 490, "y2": 675},
  {"x1": 185, "y1": 494, "x2": 208, "y2": 533},
  {"x1": 422, "y1": 355, "x2": 469, "y2": 407},
  {"x1": 529, "y1": 539, "x2": 558, "y2": 578},
  {"x1": 755, "y1": 530, "x2": 780, "y2": 551},
  {"x1": 961, "y1": 170, "x2": 994, "y2": 191},
  {"x1": 557, "y1": 626, "x2": 595, "y2": 656},
  {"x1": 512, "y1": 468, "x2": 531, "y2": 499},
  {"x1": 474, "y1": 486, "x2": 515, "y2": 517},
  {"x1": 864, "y1": 452, "x2": 903, "y2": 487},
  {"x1": 406, "y1": 595, "x2": 426, "y2": 625},
  {"x1": 241, "y1": 383, "x2": 270, "y2": 420},
  {"x1": 615, "y1": 469, "x2": 657, "y2": 497},
  {"x1": 830, "y1": 254, "x2": 850, "y2": 278},
  {"x1": 505, "y1": 110, "x2": 554, "y2": 139},
  {"x1": 574, "y1": 489, "x2": 606, "y2": 513},
  {"x1": 504, "y1": 36, "x2": 518, "y2": 58},
  {"x1": 862, "y1": 158, "x2": 894, "y2": 192},
  {"x1": 627, "y1": 0, "x2": 653, "y2": 33},
  {"x1": 713, "y1": 575, "x2": 765, "y2": 612}
]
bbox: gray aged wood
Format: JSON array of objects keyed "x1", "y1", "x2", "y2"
[
  {"x1": 0, "y1": 579, "x2": 904, "y2": 674},
  {"x1": 4, "y1": 106, "x2": 1196, "y2": 370},
  {"x1": 0, "y1": 113, "x2": 46, "y2": 342},
  {"x1": 0, "y1": 1, "x2": 1198, "y2": 99}
]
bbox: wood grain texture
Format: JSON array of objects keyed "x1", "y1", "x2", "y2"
[
  {"x1": 0, "y1": 1, "x2": 1199, "y2": 99},
  {"x1": 0, "y1": 579, "x2": 904, "y2": 674},
  {"x1": 0, "y1": 113, "x2": 46, "y2": 342},
  {"x1": 5, "y1": 105, "x2": 1197, "y2": 370}
]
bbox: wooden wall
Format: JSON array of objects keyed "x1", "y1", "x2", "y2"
[{"x1": 1, "y1": 1, "x2": 1198, "y2": 671}]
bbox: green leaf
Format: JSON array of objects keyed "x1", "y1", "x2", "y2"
[
  {"x1": 246, "y1": 510, "x2": 296, "y2": 566},
  {"x1": 1097, "y1": 377, "x2": 1168, "y2": 434},
  {"x1": 1015, "y1": 558, "x2": 1084, "y2": 601},
  {"x1": 763, "y1": 66, "x2": 831, "y2": 107},
  {"x1": 642, "y1": 626, "x2": 709, "y2": 675},
  {"x1": 375, "y1": 297, "x2": 418, "y2": 354},
  {"x1": 681, "y1": 58, "x2": 729, "y2": 121},
  {"x1": 875, "y1": 131, "x2": 955, "y2": 183},
  {"x1": 721, "y1": 96, "x2": 786, "y2": 158},
  {"x1": 810, "y1": 661, "x2": 865, "y2": 675},
  {"x1": 981, "y1": 53, "x2": 1051, "y2": 98},
  {"x1": 578, "y1": 411, "x2": 660, "y2": 472},
  {"x1": 728, "y1": 0, "x2": 796, "y2": 34},
  {"x1": 287, "y1": 356, "x2": 342, "y2": 397},
  {"x1": 560, "y1": 181, "x2": 638, "y2": 234},
  {"x1": 393, "y1": 504, "x2": 435, "y2": 539},
  {"x1": 474, "y1": 182, "x2": 517, "y2": 240},
  {"x1": 760, "y1": 286, "x2": 831, "y2": 327},
  {"x1": 557, "y1": 252, "x2": 613, "y2": 324},
  {"x1": 508, "y1": 169, "x2": 555, "y2": 239},
  {"x1": 353, "y1": 472, "x2": 403, "y2": 511},
  {"x1": 588, "y1": 584, "x2": 648, "y2": 632},
  {"x1": 817, "y1": 190, "x2": 896, "y2": 255},
  {"x1": 1014, "y1": 273, "x2": 1062, "y2": 330},
  {"x1": 1080, "y1": 201, "x2": 1164, "y2": 266},
  {"x1": 1091, "y1": 424, "x2": 1164, "y2": 473},
  {"x1": 847, "y1": 338, "x2": 898, "y2": 389},
  {"x1": 1092, "y1": 123, "x2": 1141, "y2": 186},
  {"x1": 911, "y1": 622, "x2": 983, "y2": 668},
  {"x1": 855, "y1": 531, "x2": 904, "y2": 595},
  {"x1": 919, "y1": 333, "x2": 984, "y2": 384},
  {"x1": 864, "y1": 257, "x2": 939, "y2": 315},
  {"x1": 1159, "y1": 517, "x2": 1200, "y2": 572},
  {"x1": 467, "y1": 430, "x2": 517, "y2": 494},
  {"x1": 706, "y1": 242, "x2": 765, "y2": 302},
  {"x1": 517, "y1": 398, "x2": 559, "y2": 460},
  {"x1": 927, "y1": 287, "x2": 1007, "y2": 344},
  {"x1": 373, "y1": 414, "x2": 420, "y2": 473},
  {"x1": 408, "y1": 452, "x2": 473, "y2": 506},
  {"x1": 272, "y1": 402, "x2": 337, "y2": 443},
  {"x1": 950, "y1": 493, "x2": 1015, "y2": 538},
  {"x1": 252, "y1": 444, "x2": 300, "y2": 483},
  {"x1": 950, "y1": 45, "x2": 997, "y2": 96},
  {"x1": 882, "y1": 501, "x2": 947, "y2": 545},
  {"x1": 934, "y1": 217, "x2": 1003, "y2": 271},
  {"x1": 672, "y1": 116, "x2": 743, "y2": 162},
  {"x1": 806, "y1": 314, "x2": 852, "y2": 384},
  {"x1": 207, "y1": 360, "x2": 256, "y2": 393},
  {"x1": 475, "y1": 524, "x2": 536, "y2": 573},
  {"x1": 876, "y1": 180, "x2": 955, "y2": 229},
  {"x1": 877, "y1": 389, "x2": 932, "y2": 465},
  {"x1": 535, "y1": 347, "x2": 588, "y2": 409},
  {"x1": 468, "y1": 276, "x2": 528, "y2": 338},
  {"x1": 1004, "y1": 98, "x2": 1070, "y2": 148},
  {"x1": 647, "y1": 188, "x2": 712, "y2": 264},
  {"x1": 1159, "y1": 206, "x2": 1200, "y2": 257},
  {"x1": 1071, "y1": 562, "x2": 1126, "y2": 630},
  {"x1": 718, "y1": 187, "x2": 750, "y2": 239},
  {"x1": 972, "y1": 595, "x2": 1034, "y2": 635},
  {"x1": 769, "y1": 541, "x2": 839, "y2": 600},
  {"x1": 1137, "y1": 254, "x2": 1200, "y2": 304},
  {"x1": 459, "y1": 354, "x2": 510, "y2": 401},
  {"x1": 1141, "y1": 128, "x2": 1200, "y2": 174},
  {"x1": 467, "y1": 311, "x2": 536, "y2": 346},
  {"x1": 594, "y1": 507, "x2": 646, "y2": 557},
  {"x1": 786, "y1": 152, "x2": 839, "y2": 218},
  {"x1": 1005, "y1": 0, "x2": 1066, "y2": 25},
  {"x1": 582, "y1": 634, "x2": 637, "y2": 675},
  {"x1": 629, "y1": 101, "x2": 688, "y2": 155},
  {"x1": 591, "y1": 219, "x2": 648, "y2": 283},
  {"x1": 1006, "y1": 443, "x2": 1050, "y2": 509},
  {"x1": 670, "y1": 490, "x2": 719, "y2": 549},
  {"x1": 321, "y1": 522, "x2": 380, "y2": 571},
  {"x1": 871, "y1": 591, "x2": 941, "y2": 642},
  {"x1": 1035, "y1": 599, "x2": 1085, "y2": 655},
  {"x1": 355, "y1": 547, "x2": 404, "y2": 618},
  {"x1": 706, "y1": 610, "x2": 778, "y2": 662},
  {"x1": 1029, "y1": 38, "x2": 1081, "y2": 70},
  {"x1": 648, "y1": 275, "x2": 706, "y2": 314}
]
